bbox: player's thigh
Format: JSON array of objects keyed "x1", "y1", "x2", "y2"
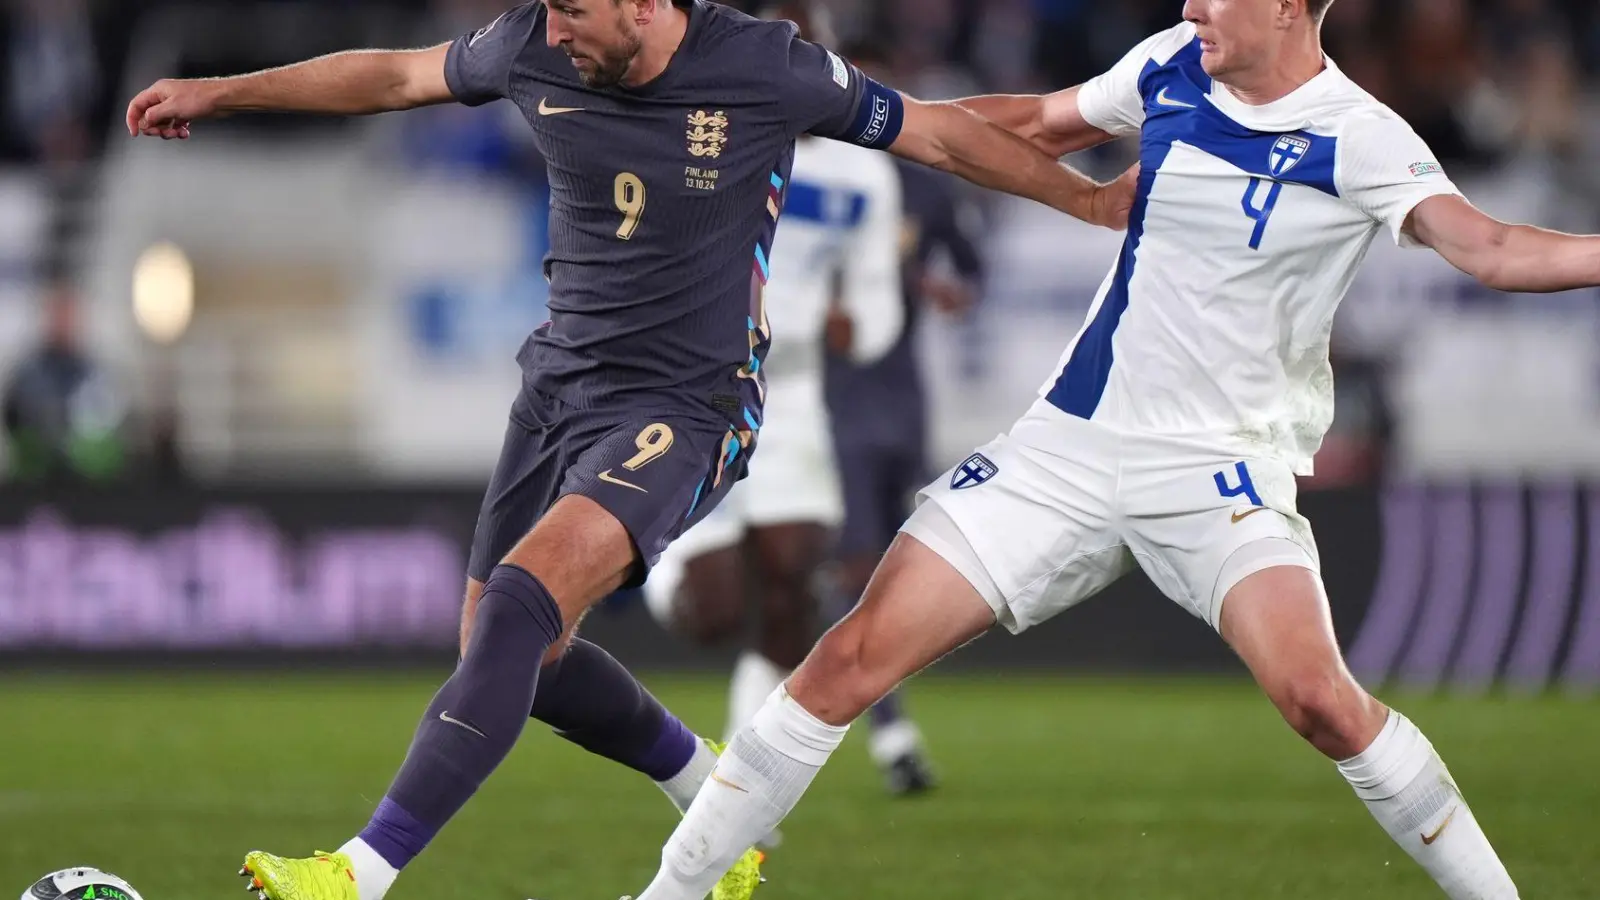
[
  {"x1": 904, "y1": 431, "x2": 1131, "y2": 634},
  {"x1": 500, "y1": 493, "x2": 638, "y2": 622},
  {"x1": 1122, "y1": 453, "x2": 1321, "y2": 630},
  {"x1": 1220, "y1": 564, "x2": 1349, "y2": 695},
  {"x1": 1220, "y1": 565, "x2": 1384, "y2": 751},
  {"x1": 788, "y1": 532, "x2": 998, "y2": 725}
]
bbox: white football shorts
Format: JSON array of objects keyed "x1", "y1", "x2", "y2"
[{"x1": 902, "y1": 399, "x2": 1321, "y2": 633}]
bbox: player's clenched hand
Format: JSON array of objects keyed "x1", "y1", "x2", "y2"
[
  {"x1": 1090, "y1": 164, "x2": 1140, "y2": 231},
  {"x1": 126, "y1": 79, "x2": 222, "y2": 140}
]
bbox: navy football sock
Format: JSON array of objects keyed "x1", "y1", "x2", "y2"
[
  {"x1": 531, "y1": 638, "x2": 698, "y2": 781},
  {"x1": 359, "y1": 564, "x2": 562, "y2": 870}
]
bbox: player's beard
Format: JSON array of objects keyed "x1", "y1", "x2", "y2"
[{"x1": 570, "y1": 31, "x2": 644, "y2": 88}]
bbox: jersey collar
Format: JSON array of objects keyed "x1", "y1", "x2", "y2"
[{"x1": 1205, "y1": 55, "x2": 1348, "y2": 133}]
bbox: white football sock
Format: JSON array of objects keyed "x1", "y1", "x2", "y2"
[
  {"x1": 1337, "y1": 710, "x2": 1519, "y2": 899},
  {"x1": 338, "y1": 837, "x2": 399, "y2": 900},
  {"x1": 727, "y1": 651, "x2": 789, "y2": 741},
  {"x1": 655, "y1": 734, "x2": 719, "y2": 814},
  {"x1": 636, "y1": 687, "x2": 848, "y2": 900}
]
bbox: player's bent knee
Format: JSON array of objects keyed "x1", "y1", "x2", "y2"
[
  {"x1": 540, "y1": 615, "x2": 588, "y2": 666},
  {"x1": 459, "y1": 578, "x2": 486, "y2": 656},
  {"x1": 1274, "y1": 670, "x2": 1381, "y2": 758},
  {"x1": 788, "y1": 621, "x2": 885, "y2": 725}
]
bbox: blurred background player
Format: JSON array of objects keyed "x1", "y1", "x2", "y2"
[
  {"x1": 821, "y1": 36, "x2": 987, "y2": 795},
  {"x1": 643, "y1": 0, "x2": 935, "y2": 803}
]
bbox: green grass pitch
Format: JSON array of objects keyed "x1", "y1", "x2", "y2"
[{"x1": 2, "y1": 671, "x2": 1594, "y2": 899}]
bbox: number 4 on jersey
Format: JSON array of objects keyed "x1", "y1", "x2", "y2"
[{"x1": 1240, "y1": 177, "x2": 1283, "y2": 250}]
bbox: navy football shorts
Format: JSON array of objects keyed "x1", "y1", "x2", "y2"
[{"x1": 467, "y1": 380, "x2": 753, "y2": 587}]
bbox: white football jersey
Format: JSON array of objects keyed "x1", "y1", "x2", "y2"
[
  {"x1": 1044, "y1": 22, "x2": 1461, "y2": 474},
  {"x1": 763, "y1": 136, "x2": 904, "y2": 384}
]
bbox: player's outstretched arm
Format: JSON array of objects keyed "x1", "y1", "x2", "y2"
[
  {"x1": 126, "y1": 45, "x2": 452, "y2": 139},
  {"x1": 1407, "y1": 195, "x2": 1600, "y2": 293},
  {"x1": 953, "y1": 86, "x2": 1118, "y2": 159},
  {"x1": 890, "y1": 96, "x2": 1129, "y2": 230}
]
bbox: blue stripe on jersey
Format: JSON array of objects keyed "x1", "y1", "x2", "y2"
[
  {"x1": 1046, "y1": 38, "x2": 1338, "y2": 420},
  {"x1": 1046, "y1": 126, "x2": 1173, "y2": 417},
  {"x1": 1137, "y1": 47, "x2": 1339, "y2": 197},
  {"x1": 754, "y1": 244, "x2": 771, "y2": 280},
  {"x1": 688, "y1": 477, "x2": 706, "y2": 517},
  {"x1": 782, "y1": 182, "x2": 869, "y2": 227}
]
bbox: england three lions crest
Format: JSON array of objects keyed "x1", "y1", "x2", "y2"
[
  {"x1": 1269, "y1": 134, "x2": 1311, "y2": 177},
  {"x1": 687, "y1": 110, "x2": 730, "y2": 159}
]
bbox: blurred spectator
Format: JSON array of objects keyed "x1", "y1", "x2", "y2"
[
  {"x1": 1505, "y1": 31, "x2": 1581, "y2": 156},
  {"x1": 1389, "y1": 0, "x2": 1502, "y2": 167},
  {"x1": 2, "y1": 279, "x2": 126, "y2": 484},
  {"x1": 4, "y1": 0, "x2": 98, "y2": 169}
]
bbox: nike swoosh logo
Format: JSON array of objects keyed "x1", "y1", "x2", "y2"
[
  {"x1": 538, "y1": 98, "x2": 585, "y2": 116},
  {"x1": 1421, "y1": 806, "x2": 1458, "y2": 846},
  {"x1": 438, "y1": 711, "x2": 487, "y2": 738},
  {"x1": 1230, "y1": 507, "x2": 1270, "y2": 524},
  {"x1": 1155, "y1": 86, "x2": 1197, "y2": 109},
  {"x1": 598, "y1": 470, "x2": 648, "y2": 493},
  {"x1": 710, "y1": 772, "x2": 749, "y2": 793}
]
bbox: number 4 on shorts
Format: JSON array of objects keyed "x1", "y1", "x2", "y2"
[{"x1": 1214, "y1": 461, "x2": 1264, "y2": 507}]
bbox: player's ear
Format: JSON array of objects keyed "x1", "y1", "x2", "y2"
[
  {"x1": 629, "y1": 0, "x2": 658, "y2": 26},
  {"x1": 1272, "y1": 0, "x2": 1297, "y2": 30}
]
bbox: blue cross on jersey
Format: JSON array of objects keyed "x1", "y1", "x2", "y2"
[
  {"x1": 951, "y1": 453, "x2": 999, "y2": 490},
  {"x1": 1269, "y1": 134, "x2": 1311, "y2": 177}
]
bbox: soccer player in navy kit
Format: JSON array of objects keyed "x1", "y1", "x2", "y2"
[{"x1": 126, "y1": 2, "x2": 1132, "y2": 898}]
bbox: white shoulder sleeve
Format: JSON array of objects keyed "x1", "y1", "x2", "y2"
[
  {"x1": 840, "y1": 157, "x2": 906, "y2": 365},
  {"x1": 1336, "y1": 109, "x2": 1462, "y2": 247},
  {"x1": 1076, "y1": 22, "x2": 1197, "y2": 137}
]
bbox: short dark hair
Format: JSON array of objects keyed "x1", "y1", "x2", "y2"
[{"x1": 1307, "y1": 0, "x2": 1334, "y2": 19}]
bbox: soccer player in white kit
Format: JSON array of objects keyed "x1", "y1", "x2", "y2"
[
  {"x1": 642, "y1": 0, "x2": 934, "y2": 804},
  {"x1": 624, "y1": 1, "x2": 1600, "y2": 897}
]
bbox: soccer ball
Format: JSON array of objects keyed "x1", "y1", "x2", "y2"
[{"x1": 20, "y1": 869, "x2": 143, "y2": 900}]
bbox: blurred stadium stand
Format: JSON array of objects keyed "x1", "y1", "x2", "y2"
[{"x1": 2, "y1": 0, "x2": 1599, "y2": 691}]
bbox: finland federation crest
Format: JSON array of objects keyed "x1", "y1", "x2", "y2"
[
  {"x1": 1269, "y1": 134, "x2": 1311, "y2": 177},
  {"x1": 951, "y1": 453, "x2": 999, "y2": 490}
]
